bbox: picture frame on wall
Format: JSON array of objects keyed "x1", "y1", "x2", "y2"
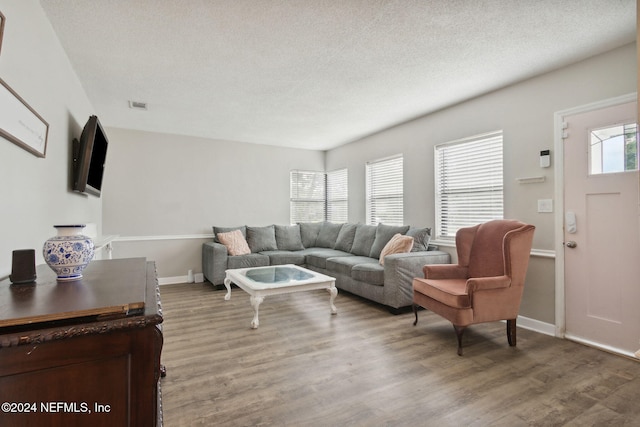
[
  {"x1": 0, "y1": 78, "x2": 49, "y2": 158},
  {"x1": 0, "y1": 11, "x2": 4, "y2": 56}
]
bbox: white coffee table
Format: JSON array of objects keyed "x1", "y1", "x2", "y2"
[{"x1": 223, "y1": 264, "x2": 337, "y2": 329}]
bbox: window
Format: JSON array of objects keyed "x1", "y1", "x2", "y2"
[
  {"x1": 290, "y1": 170, "x2": 326, "y2": 224},
  {"x1": 590, "y1": 123, "x2": 638, "y2": 175},
  {"x1": 435, "y1": 131, "x2": 503, "y2": 240},
  {"x1": 290, "y1": 169, "x2": 348, "y2": 223},
  {"x1": 366, "y1": 155, "x2": 403, "y2": 225},
  {"x1": 327, "y1": 169, "x2": 348, "y2": 223}
]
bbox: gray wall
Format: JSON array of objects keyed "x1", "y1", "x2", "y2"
[
  {"x1": 325, "y1": 43, "x2": 637, "y2": 323},
  {"x1": 0, "y1": 1, "x2": 98, "y2": 277},
  {"x1": 102, "y1": 128, "x2": 324, "y2": 277}
]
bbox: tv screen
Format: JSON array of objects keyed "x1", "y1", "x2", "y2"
[{"x1": 73, "y1": 115, "x2": 108, "y2": 197}]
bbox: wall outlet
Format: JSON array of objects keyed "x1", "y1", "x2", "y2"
[{"x1": 537, "y1": 199, "x2": 553, "y2": 213}]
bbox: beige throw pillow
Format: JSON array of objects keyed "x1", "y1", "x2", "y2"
[
  {"x1": 217, "y1": 229, "x2": 251, "y2": 256},
  {"x1": 379, "y1": 233, "x2": 414, "y2": 265}
]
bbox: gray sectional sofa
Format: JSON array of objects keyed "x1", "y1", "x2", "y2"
[{"x1": 202, "y1": 222, "x2": 451, "y2": 312}]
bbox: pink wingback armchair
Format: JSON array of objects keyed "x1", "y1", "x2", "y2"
[{"x1": 412, "y1": 219, "x2": 535, "y2": 355}]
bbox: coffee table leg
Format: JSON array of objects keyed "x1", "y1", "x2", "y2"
[
  {"x1": 250, "y1": 295, "x2": 264, "y2": 329},
  {"x1": 327, "y1": 286, "x2": 338, "y2": 314},
  {"x1": 224, "y1": 278, "x2": 231, "y2": 301}
]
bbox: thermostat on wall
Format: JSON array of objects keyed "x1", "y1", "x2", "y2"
[{"x1": 540, "y1": 150, "x2": 551, "y2": 168}]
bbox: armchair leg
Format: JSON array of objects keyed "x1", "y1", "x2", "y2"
[
  {"x1": 453, "y1": 325, "x2": 466, "y2": 356},
  {"x1": 412, "y1": 304, "x2": 419, "y2": 326},
  {"x1": 507, "y1": 319, "x2": 517, "y2": 347}
]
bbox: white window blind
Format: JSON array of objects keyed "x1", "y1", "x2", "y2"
[
  {"x1": 290, "y1": 170, "x2": 326, "y2": 224},
  {"x1": 366, "y1": 155, "x2": 403, "y2": 226},
  {"x1": 326, "y1": 168, "x2": 348, "y2": 223},
  {"x1": 435, "y1": 131, "x2": 503, "y2": 240}
]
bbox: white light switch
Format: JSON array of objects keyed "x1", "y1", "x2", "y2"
[{"x1": 538, "y1": 199, "x2": 553, "y2": 213}]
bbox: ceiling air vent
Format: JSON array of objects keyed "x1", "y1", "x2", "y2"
[{"x1": 128, "y1": 100, "x2": 148, "y2": 110}]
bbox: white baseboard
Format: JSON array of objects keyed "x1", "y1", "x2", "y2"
[
  {"x1": 564, "y1": 334, "x2": 639, "y2": 360},
  {"x1": 159, "y1": 274, "x2": 205, "y2": 286},
  {"x1": 516, "y1": 315, "x2": 556, "y2": 336}
]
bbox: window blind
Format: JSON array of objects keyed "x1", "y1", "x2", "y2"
[
  {"x1": 290, "y1": 170, "x2": 326, "y2": 224},
  {"x1": 435, "y1": 131, "x2": 503, "y2": 239},
  {"x1": 366, "y1": 155, "x2": 403, "y2": 225},
  {"x1": 326, "y1": 168, "x2": 348, "y2": 223}
]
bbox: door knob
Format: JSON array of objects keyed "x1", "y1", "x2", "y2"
[{"x1": 565, "y1": 241, "x2": 577, "y2": 248}]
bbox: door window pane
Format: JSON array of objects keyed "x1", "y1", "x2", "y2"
[{"x1": 590, "y1": 123, "x2": 638, "y2": 175}]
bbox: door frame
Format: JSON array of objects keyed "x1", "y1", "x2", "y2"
[{"x1": 553, "y1": 92, "x2": 637, "y2": 344}]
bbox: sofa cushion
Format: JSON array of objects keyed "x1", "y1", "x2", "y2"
[
  {"x1": 260, "y1": 250, "x2": 306, "y2": 266},
  {"x1": 213, "y1": 225, "x2": 246, "y2": 243},
  {"x1": 227, "y1": 253, "x2": 270, "y2": 269},
  {"x1": 370, "y1": 224, "x2": 410, "y2": 259},
  {"x1": 326, "y1": 256, "x2": 378, "y2": 276},
  {"x1": 334, "y1": 223, "x2": 358, "y2": 252},
  {"x1": 305, "y1": 248, "x2": 353, "y2": 269},
  {"x1": 217, "y1": 229, "x2": 251, "y2": 256},
  {"x1": 350, "y1": 224, "x2": 377, "y2": 256},
  {"x1": 299, "y1": 222, "x2": 323, "y2": 248},
  {"x1": 352, "y1": 263, "x2": 385, "y2": 286},
  {"x1": 315, "y1": 222, "x2": 343, "y2": 248},
  {"x1": 274, "y1": 224, "x2": 304, "y2": 251},
  {"x1": 379, "y1": 233, "x2": 414, "y2": 265},
  {"x1": 246, "y1": 225, "x2": 278, "y2": 253},
  {"x1": 406, "y1": 227, "x2": 432, "y2": 252}
]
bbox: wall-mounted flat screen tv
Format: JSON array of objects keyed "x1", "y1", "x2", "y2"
[{"x1": 73, "y1": 115, "x2": 108, "y2": 197}]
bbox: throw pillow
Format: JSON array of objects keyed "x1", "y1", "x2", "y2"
[
  {"x1": 275, "y1": 224, "x2": 304, "y2": 251},
  {"x1": 213, "y1": 225, "x2": 246, "y2": 243},
  {"x1": 369, "y1": 224, "x2": 410, "y2": 259},
  {"x1": 246, "y1": 225, "x2": 278, "y2": 253},
  {"x1": 298, "y1": 222, "x2": 323, "y2": 248},
  {"x1": 379, "y1": 233, "x2": 414, "y2": 265},
  {"x1": 217, "y1": 229, "x2": 251, "y2": 256},
  {"x1": 334, "y1": 223, "x2": 358, "y2": 252},
  {"x1": 350, "y1": 224, "x2": 377, "y2": 256},
  {"x1": 315, "y1": 222, "x2": 343, "y2": 248},
  {"x1": 406, "y1": 227, "x2": 432, "y2": 252}
]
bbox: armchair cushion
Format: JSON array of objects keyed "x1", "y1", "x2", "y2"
[{"x1": 413, "y1": 278, "x2": 470, "y2": 308}]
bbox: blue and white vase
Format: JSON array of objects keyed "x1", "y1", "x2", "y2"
[{"x1": 43, "y1": 225, "x2": 95, "y2": 281}]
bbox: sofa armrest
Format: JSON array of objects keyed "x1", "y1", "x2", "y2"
[
  {"x1": 202, "y1": 242, "x2": 228, "y2": 285},
  {"x1": 383, "y1": 250, "x2": 452, "y2": 309}
]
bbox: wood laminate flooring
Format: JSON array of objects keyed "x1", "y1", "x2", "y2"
[{"x1": 159, "y1": 283, "x2": 640, "y2": 426}]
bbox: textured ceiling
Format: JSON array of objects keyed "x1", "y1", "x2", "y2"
[{"x1": 40, "y1": 0, "x2": 636, "y2": 150}]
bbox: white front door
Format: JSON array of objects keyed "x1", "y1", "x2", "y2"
[{"x1": 562, "y1": 99, "x2": 640, "y2": 356}]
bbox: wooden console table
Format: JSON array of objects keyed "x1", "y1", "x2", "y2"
[{"x1": 0, "y1": 258, "x2": 163, "y2": 426}]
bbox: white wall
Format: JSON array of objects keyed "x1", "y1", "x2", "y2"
[
  {"x1": 102, "y1": 127, "x2": 324, "y2": 277},
  {"x1": 0, "y1": 1, "x2": 98, "y2": 277},
  {"x1": 326, "y1": 43, "x2": 637, "y2": 323}
]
